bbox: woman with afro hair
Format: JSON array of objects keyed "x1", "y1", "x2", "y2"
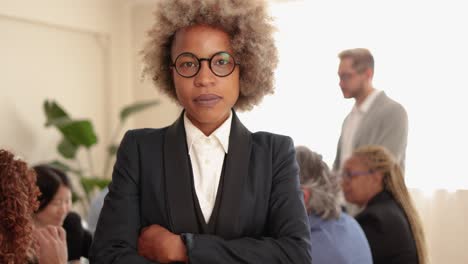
[{"x1": 90, "y1": 0, "x2": 312, "y2": 263}]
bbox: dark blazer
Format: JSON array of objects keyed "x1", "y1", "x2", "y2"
[
  {"x1": 89, "y1": 111, "x2": 312, "y2": 263},
  {"x1": 63, "y1": 212, "x2": 92, "y2": 261},
  {"x1": 356, "y1": 191, "x2": 418, "y2": 264}
]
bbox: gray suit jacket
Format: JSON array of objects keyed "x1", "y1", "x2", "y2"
[{"x1": 333, "y1": 92, "x2": 408, "y2": 171}]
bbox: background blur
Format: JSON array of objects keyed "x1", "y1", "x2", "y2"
[{"x1": 1, "y1": 0, "x2": 467, "y2": 263}]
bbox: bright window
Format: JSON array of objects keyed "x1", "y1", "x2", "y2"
[{"x1": 238, "y1": 0, "x2": 468, "y2": 192}]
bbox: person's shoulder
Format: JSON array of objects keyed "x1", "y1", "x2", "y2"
[
  {"x1": 125, "y1": 127, "x2": 168, "y2": 138},
  {"x1": 378, "y1": 92, "x2": 407, "y2": 115},
  {"x1": 249, "y1": 132, "x2": 295, "y2": 164},
  {"x1": 122, "y1": 127, "x2": 170, "y2": 144},
  {"x1": 340, "y1": 212, "x2": 370, "y2": 237},
  {"x1": 359, "y1": 192, "x2": 409, "y2": 230},
  {"x1": 251, "y1": 131, "x2": 292, "y2": 143},
  {"x1": 117, "y1": 128, "x2": 170, "y2": 153},
  {"x1": 341, "y1": 211, "x2": 361, "y2": 226},
  {"x1": 251, "y1": 131, "x2": 294, "y2": 151}
]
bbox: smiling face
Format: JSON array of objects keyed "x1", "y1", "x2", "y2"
[
  {"x1": 34, "y1": 185, "x2": 71, "y2": 227},
  {"x1": 171, "y1": 24, "x2": 240, "y2": 135}
]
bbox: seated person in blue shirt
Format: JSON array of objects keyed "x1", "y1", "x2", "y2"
[
  {"x1": 342, "y1": 145, "x2": 428, "y2": 264},
  {"x1": 295, "y1": 145, "x2": 373, "y2": 264}
]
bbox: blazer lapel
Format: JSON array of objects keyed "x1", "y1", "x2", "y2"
[
  {"x1": 216, "y1": 111, "x2": 252, "y2": 238},
  {"x1": 164, "y1": 112, "x2": 199, "y2": 234}
]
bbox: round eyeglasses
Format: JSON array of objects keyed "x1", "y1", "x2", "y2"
[
  {"x1": 171, "y1": 51, "x2": 239, "y2": 78},
  {"x1": 340, "y1": 169, "x2": 374, "y2": 181}
]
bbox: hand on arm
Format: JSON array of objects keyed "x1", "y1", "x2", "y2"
[
  {"x1": 33, "y1": 225, "x2": 68, "y2": 264},
  {"x1": 182, "y1": 136, "x2": 312, "y2": 263},
  {"x1": 138, "y1": 224, "x2": 188, "y2": 263}
]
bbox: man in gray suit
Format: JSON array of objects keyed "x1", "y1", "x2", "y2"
[{"x1": 333, "y1": 48, "x2": 408, "y2": 174}]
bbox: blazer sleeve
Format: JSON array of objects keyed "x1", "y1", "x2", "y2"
[
  {"x1": 333, "y1": 135, "x2": 342, "y2": 172},
  {"x1": 187, "y1": 136, "x2": 312, "y2": 264},
  {"x1": 89, "y1": 131, "x2": 156, "y2": 264},
  {"x1": 333, "y1": 114, "x2": 348, "y2": 172},
  {"x1": 376, "y1": 104, "x2": 408, "y2": 162}
]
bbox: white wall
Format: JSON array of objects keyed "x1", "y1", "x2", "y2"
[
  {"x1": 411, "y1": 189, "x2": 468, "y2": 263},
  {"x1": 0, "y1": 0, "x2": 174, "y2": 174},
  {"x1": 0, "y1": 0, "x2": 114, "y2": 172},
  {"x1": 0, "y1": 0, "x2": 112, "y2": 33},
  {"x1": 130, "y1": 4, "x2": 181, "y2": 129}
]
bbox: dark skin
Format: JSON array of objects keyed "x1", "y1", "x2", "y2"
[
  {"x1": 138, "y1": 24, "x2": 240, "y2": 263},
  {"x1": 138, "y1": 225, "x2": 187, "y2": 263}
]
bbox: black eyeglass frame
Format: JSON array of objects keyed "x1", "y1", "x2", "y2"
[
  {"x1": 170, "y1": 51, "x2": 240, "y2": 78},
  {"x1": 340, "y1": 169, "x2": 375, "y2": 180}
]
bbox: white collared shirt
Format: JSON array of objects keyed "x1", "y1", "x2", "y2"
[
  {"x1": 184, "y1": 112, "x2": 232, "y2": 223},
  {"x1": 340, "y1": 89, "x2": 382, "y2": 169}
]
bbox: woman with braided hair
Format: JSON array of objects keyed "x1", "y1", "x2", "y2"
[{"x1": 342, "y1": 145, "x2": 428, "y2": 264}]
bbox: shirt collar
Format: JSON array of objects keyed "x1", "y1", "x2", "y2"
[
  {"x1": 355, "y1": 89, "x2": 382, "y2": 113},
  {"x1": 184, "y1": 111, "x2": 232, "y2": 154}
]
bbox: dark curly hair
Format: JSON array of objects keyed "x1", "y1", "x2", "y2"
[
  {"x1": 142, "y1": 0, "x2": 278, "y2": 111},
  {"x1": 0, "y1": 149, "x2": 40, "y2": 264}
]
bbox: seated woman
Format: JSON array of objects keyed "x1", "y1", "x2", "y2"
[
  {"x1": 295, "y1": 146, "x2": 373, "y2": 264},
  {"x1": 0, "y1": 149, "x2": 67, "y2": 264},
  {"x1": 342, "y1": 145, "x2": 428, "y2": 264},
  {"x1": 33, "y1": 165, "x2": 92, "y2": 263}
]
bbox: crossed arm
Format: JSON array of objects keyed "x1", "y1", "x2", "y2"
[{"x1": 90, "y1": 131, "x2": 312, "y2": 263}]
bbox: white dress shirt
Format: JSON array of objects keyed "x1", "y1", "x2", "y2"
[
  {"x1": 184, "y1": 112, "x2": 232, "y2": 223},
  {"x1": 340, "y1": 89, "x2": 382, "y2": 169}
]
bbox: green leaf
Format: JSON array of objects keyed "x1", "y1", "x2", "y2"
[
  {"x1": 46, "y1": 160, "x2": 82, "y2": 175},
  {"x1": 43, "y1": 100, "x2": 70, "y2": 127},
  {"x1": 120, "y1": 100, "x2": 160, "y2": 122},
  {"x1": 43, "y1": 100, "x2": 97, "y2": 148},
  {"x1": 60, "y1": 120, "x2": 98, "y2": 148},
  {"x1": 80, "y1": 177, "x2": 111, "y2": 196},
  {"x1": 46, "y1": 116, "x2": 74, "y2": 127},
  {"x1": 107, "y1": 144, "x2": 119, "y2": 155},
  {"x1": 57, "y1": 137, "x2": 78, "y2": 159},
  {"x1": 71, "y1": 191, "x2": 81, "y2": 203}
]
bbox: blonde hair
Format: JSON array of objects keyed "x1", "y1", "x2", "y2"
[
  {"x1": 338, "y1": 48, "x2": 374, "y2": 73},
  {"x1": 353, "y1": 145, "x2": 428, "y2": 264},
  {"x1": 142, "y1": 0, "x2": 278, "y2": 111}
]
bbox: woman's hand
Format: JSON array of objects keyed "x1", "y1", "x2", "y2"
[
  {"x1": 33, "y1": 225, "x2": 68, "y2": 264},
  {"x1": 138, "y1": 224, "x2": 188, "y2": 263}
]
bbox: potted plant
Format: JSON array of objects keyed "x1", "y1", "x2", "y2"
[{"x1": 42, "y1": 99, "x2": 159, "y2": 212}]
